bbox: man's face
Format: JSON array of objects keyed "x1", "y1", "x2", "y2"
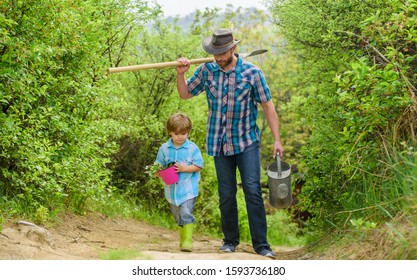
[{"x1": 214, "y1": 48, "x2": 234, "y2": 69}]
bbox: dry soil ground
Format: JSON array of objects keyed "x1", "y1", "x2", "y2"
[{"x1": 0, "y1": 213, "x2": 307, "y2": 260}]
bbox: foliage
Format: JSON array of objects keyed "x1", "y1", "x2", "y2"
[
  {"x1": 267, "y1": 210, "x2": 305, "y2": 246},
  {"x1": 270, "y1": 0, "x2": 417, "y2": 234},
  {"x1": 145, "y1": 162, "x2": 162, "y2": 177},
  {"x1": 0, "y1": 0, "x2": 155, "y2": 220}
]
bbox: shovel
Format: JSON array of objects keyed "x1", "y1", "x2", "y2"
[{"x1": 107, "y1": 49, "x2": 267, "y2": 74}]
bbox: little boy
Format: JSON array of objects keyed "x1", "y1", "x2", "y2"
[{"x1": 155, "y1": 112, "x2": 204, "y2": 252}]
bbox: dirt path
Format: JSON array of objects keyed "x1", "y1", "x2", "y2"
[{"x1": 0, "y1": 213, "x2": 305, "y2": 260}]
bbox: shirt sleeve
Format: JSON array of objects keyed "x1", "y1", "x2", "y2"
[
  {"x1": 191, "y1": 145, "x2": 204, "y2": 168},
  {"x1": 187, "y1": 65, "x2": 206, "y2": 96},
  {"x1": 253, "y1": 69, "x2": 272, "y2": 103},
  {"x1": 155, "y1": 146, "x2": 166, "y2": 166}
]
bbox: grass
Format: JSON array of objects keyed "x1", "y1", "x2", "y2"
[
  {"x1": 267, "y1": 210, "x2": 307, "y2": 247},
  {"x1": 304, "y1": 205, "x2": 417, "y2": 260},
  {"x1": 302, "y1": 143, "x2": 417, "y2": 259}
]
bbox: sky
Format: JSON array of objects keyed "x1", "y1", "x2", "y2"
[{"x1": 151, "y1": 0, "x2": 267, "y2": 17}]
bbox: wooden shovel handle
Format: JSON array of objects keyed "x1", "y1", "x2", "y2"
[
  {"x1": 107, "y1": 49, "x2": 267, "y2": 74},
  {"x1": 107, "y1": 57, "x2": 214, "y2": 74}
]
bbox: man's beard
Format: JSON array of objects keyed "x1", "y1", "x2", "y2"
[{"x1": 216, "y1": 54, "x2": 233, "y2": 68}]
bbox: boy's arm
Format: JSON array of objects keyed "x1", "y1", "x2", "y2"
[
  {"x1": 175, "y1": 163, "x2": 202, "y2": 173},
  {"x1": 175, "y1": 146, "x2": 204, "y2": 173}
]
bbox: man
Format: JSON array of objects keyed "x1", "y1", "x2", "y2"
[{"x1": 176, "y1": 28, "x2": 284, "y2": 258}]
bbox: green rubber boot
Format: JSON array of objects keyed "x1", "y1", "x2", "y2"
[
  {"x1": 178, "y1": 226, "x2": 184, "y2": 248},
  {"x1": 180, "y1": 223, "x2": 194, "y2": 252}
]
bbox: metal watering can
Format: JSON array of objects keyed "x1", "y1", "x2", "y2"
[{"x1": 267, "y1": 154, "x2": 292, "y2": 208}]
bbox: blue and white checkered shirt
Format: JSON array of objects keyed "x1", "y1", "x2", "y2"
[
  {"x1": 155, "y1": 139, "x2": 204, "y2": 206},
  {"x1": 187, "y1": 55, "x2": 272, "y2": 156}
]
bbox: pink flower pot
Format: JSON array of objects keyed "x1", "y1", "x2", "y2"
[{"x1": 158, "y1": 165, "x2": 179, "y2": 185}]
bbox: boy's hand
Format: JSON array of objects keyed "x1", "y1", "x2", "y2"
[
  {"x1": 174, "y1": 163, "x2": 185, "y2": 173},
  {"x1": 174, "y1": 163, "x2": 202, "y2": 173}
]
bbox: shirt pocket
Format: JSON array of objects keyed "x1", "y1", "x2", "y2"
[
  {"x1": 234, "y1": 80, "x2": 252, "y2": 100},
  {"x1": 234, "y1": 80, "x2": 253, "y2": 116},
  {"x1": 178, "y1": 156, "x2": 192, "y2": 166},
  {"x1": 164, "y1": 155, "x2": 174, "y2": 165},
  {"x1": 204, "y1": 79, "x2": 218, "y2": 99}
]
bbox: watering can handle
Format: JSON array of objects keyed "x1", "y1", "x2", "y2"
[{"x1": 276, "y1": 153, "x2": 282, "y2": 177}]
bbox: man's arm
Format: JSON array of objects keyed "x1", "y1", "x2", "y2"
[
  {"x1": 176, "y1": 58, "x2": 194, "y2": 99},
  {"x1": 261, "y1": 100, "x2": 284, "y2": 158}
]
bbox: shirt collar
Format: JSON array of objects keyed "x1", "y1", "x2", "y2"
[{"x1": 168, "y1": 138, "x2": 190, "y2": 149}]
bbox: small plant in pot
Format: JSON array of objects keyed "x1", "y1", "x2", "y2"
[
  {"x1": 145, "y1": 163, "x2": 163, "y2": 177},
  {"x1": 145, "y1": 162, "x2": 177, "y2": 182},
  {"x1": 163, "y1": 162, "x2": 175, "y2": 169},
  {"x1": 158, "y1": 162, "x2": 179, "y2": 185}
]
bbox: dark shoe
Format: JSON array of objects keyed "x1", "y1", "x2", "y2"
[
  {"x1": 258, "y1": 248, "x2": 276, "y2": 259},
  {"x1": 220, "y1": 243, "x2": 236, "y2": 252}
]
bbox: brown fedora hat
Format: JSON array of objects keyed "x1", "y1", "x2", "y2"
[{"x1": 202, "y1": 28, "x2": 240, "y2": 55}]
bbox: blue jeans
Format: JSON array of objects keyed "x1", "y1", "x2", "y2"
[
  {"x1": 214, "y1": 141, "x2": 270, "y2": 252},
  {"x1": 170, "y1": 198, "x2": 196, "y2": 226}
]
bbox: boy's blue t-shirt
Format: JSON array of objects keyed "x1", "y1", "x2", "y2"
[{"x1": 155, "y1": 139, "x2": 204, "y2": 206}]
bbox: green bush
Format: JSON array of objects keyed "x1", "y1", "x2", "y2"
[
  {"x1": 270, "y1": 0, "x2": 417, "y2": 233},
  {"x1": 0, "y1": 0, "x2": 154, "y2": 220}
]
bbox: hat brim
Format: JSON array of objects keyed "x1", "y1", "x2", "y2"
[{"x1": 202, "y1": 36, "x2": 240, "y2": 55}]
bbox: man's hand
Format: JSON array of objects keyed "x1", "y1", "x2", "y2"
[
  {"x1": 176, "y1": 57, "x2": 190, "y2": 74},
  {"x1": 176, "y1": 57, "x2": 194, "y2": 99},
  {"x1": 273, "y1": 140, "x2": 284, "y2": 158}
]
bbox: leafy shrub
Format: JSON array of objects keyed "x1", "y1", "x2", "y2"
[{"x1": 270, "y1": 0, "x2": 417, "y2": 232}]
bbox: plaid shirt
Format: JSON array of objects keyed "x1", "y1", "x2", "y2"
[
  {"x1": 187, "y1": 55, "x2": 272, "y2": 156},
  {"x1": 155, "y1": 139, "x2": 204, "y2": 206}
]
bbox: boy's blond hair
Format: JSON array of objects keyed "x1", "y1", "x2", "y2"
[{"x1": 166, "y1": 112, "x2": 192, "y2": 133}]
